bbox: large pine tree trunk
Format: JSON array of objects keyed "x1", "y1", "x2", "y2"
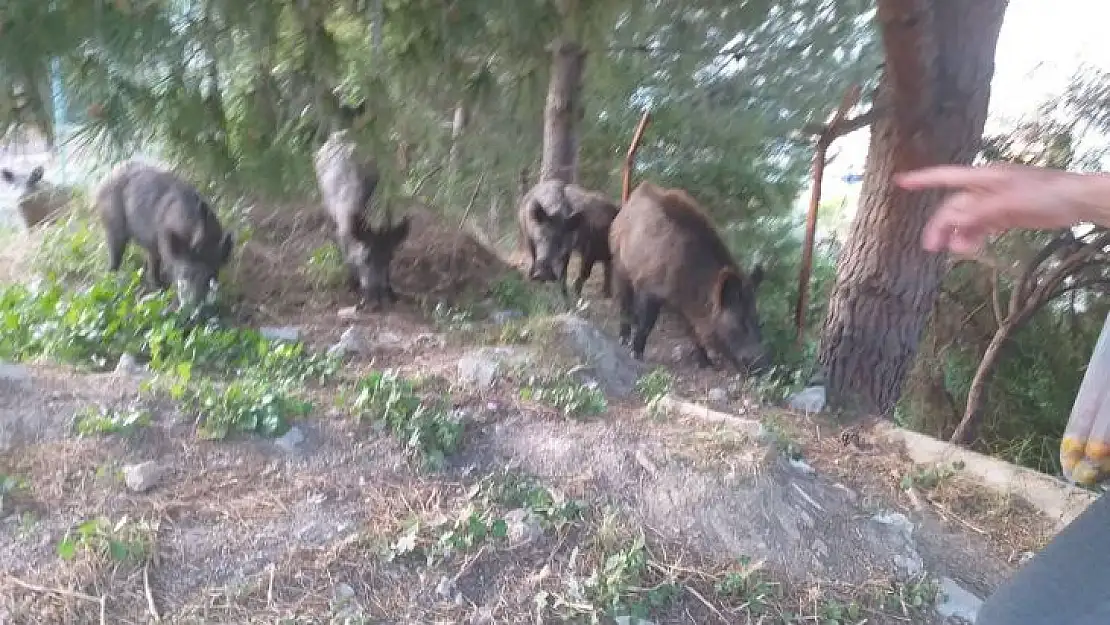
[
  {"x1": 818, "y1": 0, "x2": 1010, "y2": 416},
  {"x1": 539, "y1": 38, "x2": 586, "y2": 183}
]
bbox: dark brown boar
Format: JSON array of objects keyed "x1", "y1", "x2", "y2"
[
  {"x1": 517, "y1": 179, "x2": 581, "y2": 297},
  {"x1": 561, "y1": 183, "x2": 619, "y2": 299},
  {"x1": 609, "y1": 181, "x2": 768, "y2": 372},
  {"x1": 94, "y1": 160, "x2": 235, "y2": 308},
  {"x1": 314, "y1": 129, "x2": 410, "y2": 309}
]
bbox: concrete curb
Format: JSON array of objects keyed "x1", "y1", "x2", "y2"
[
  {"x1": 876, "y1": 423, "x2": 1098, "y2": 531},
  {"x1": 661, "y1": 393, "x2": 1098, "y2": 532}
]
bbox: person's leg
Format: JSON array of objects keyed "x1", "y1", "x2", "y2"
[{"x1": 977, "y1": 492, "x2": 1110, "y2": 625}]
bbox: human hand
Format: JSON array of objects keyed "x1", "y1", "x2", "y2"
[{"x1": 894, "y1": 163, "x2": 1106, "y2": 256}]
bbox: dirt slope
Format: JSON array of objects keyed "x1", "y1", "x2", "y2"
[{"x1": 0, "y1": 204, "x2": 1055, "y2": 625}]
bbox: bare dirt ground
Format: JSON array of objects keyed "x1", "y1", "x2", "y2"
[{"x1": 0, "y1": 199, "x2": 1056, "y2": 624}]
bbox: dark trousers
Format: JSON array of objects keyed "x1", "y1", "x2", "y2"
[{"x1": 977, "y1": 492, "x2": 1110, "y2": 624}]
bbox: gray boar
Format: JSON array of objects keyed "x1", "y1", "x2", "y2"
[
  {"x1": 609, "y1": 181, "x2": 769, "y2": 372},
  {"x1": 1, "y1": 164, "x2": 71, "y2": 229},
  {"x1": 561, "y1": 184, "x2": 619, "y2": 299},
  {"x1": 517, "y1": 179, "x2": 581, "y2": 297},
  {"x1": 313, "y1": 130, "x2": 410, "y2": 309},
  {"x1": 94, "y1": 160, "x2": 234, "y2": 308}
]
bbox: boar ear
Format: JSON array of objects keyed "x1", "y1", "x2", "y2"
[
  {"x1": 529, "y1": 200, "x2": 548, "y2": 225},
  {"x1": 165, "y1": 231, "x2": 192, "y2": 258},
  {"x1": 1, "y1": 169, "x2": 13, "y2": 184},
  {"x1": 714, "y1": 269, "x2": 744, "y2": 310},
  {"x1": 750, "y1": 264, "x2": 765, "y2": 290},
  {"x1": 219, "y1": 232, "x2": 235, "y2": 262},
  {"x1": 28, "y1": 166, "x2": 44, "y2": 185},
  {"x1": 564, "y1": 210, "x2": 584, "y2": 232},
  {"x1": 389, "y1": 215, "x2": 411, "y2": 248}
]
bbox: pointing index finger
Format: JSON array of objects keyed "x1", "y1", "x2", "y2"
[{"x1": 894, "y1": 164, "x2": 1016, "y2": 191}]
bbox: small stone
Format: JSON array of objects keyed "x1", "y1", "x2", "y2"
[
  {"x1": 615, "y1": 617, "x2": 656, "y2": 625},
  {"x1": 260, "y1": 326, "x2": 301, "y2": 342},
  {"x1": 0, "y1": 362, "x2": 30, "y2": 383},
  {"x1": 114, "y1": 353, "x2": 147, "y2": 376},
  {"x1": 123, "y1": 461, "x2": 164, "y2": 493},
  {"x1": 871, "y1": 511, "x2": 915, "y2": 538},
  {"x1": 936, "y1": 577, "x2": 983, "y2": 623},
  {"x1": 790, "y1": 458, "x2": 816, "y2": 475},
  {"x1": 504, "y1": 508, "x2": 544, "y2": 544},
  {"x1": 338, "y1": 306, "x2": 360, "y2": 320},
  {"x1": 469, "y1": 606, "x2": 495, "y2": 625},
  {"x1": 276, "y1": 426, "x2": 305, "y2": 452},
  {"x1": 787, "y1": 386, "x2": 826, "y2": 413},
  {"x1": 671, "y1": 346, "x2": 685, "y2": 362},
  {"x1": 490, "y1": 310, "x2": 524, "y2": 324},
  {"x1": 435, "y1": 575, "x2": 456, "y2": 600},
  {"x1": 373, "y1": 331, "x2": 403, "y2": 348},
  {"x1": 707, "y1": 387, "x2": 728, "y2": 403}
]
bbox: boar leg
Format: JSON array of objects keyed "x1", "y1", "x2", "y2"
[
  {"x1": 573, "y1": 252, "x2": 595, "y2": 298},
  {"x1": 630, "y1": 294, "x2": 662, "y2": 360},
  {"x1": 101, "y1": 212, "x2": 129, "y2": 273},
  {"x1": 601, "y1": 259, "x2": 612, "y2": 299},
  {"x1": 144, "y1": 249, "x2": 167, "y2": 289},
  {"x1": 559, "y1": 253, "x2": 572, "y2": 300},
  {"x1": 677, "y1": 317, "x2": 713, "y2": 368},
  {"x1": 614, "y1": 268, "x2": 635, "y2": 346}
]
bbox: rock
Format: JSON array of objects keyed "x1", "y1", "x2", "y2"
[
  {"x1": 123, "y1": 461, "x2": 164, "y2": 493},
  {"x1": 412, "y1": 333, "x2": 446, "y2": 349},
  {"x1": 615, "y1": 617, "x2": 656, "y2": 625},
  {"x1": 337, "y1": 306, "x2": 360, "y2": 320},
  {"x1": 469, "y1": 606, "x2": 495, "y2": 625},
  {"x1": 0, "y1": 363, "x2": 30, "y2": 384},
  {"x1": 333, "y1": 582, "x2": 356, "y2": 602},
  {"x1": 114, "y1": 353, "x2": 147, "y2": 376},
  {"x1": 328, "y1": 326, "x2": 369, "y2": 357},
  {"x1": 456, "y1": 347, "x2": 535, "y2": 388},
  {"x1": 787, "y1": 386, "x2": 826, "y2": 413},
  {"x1": 548, "y1": 314, "x2": 645, "y2": 397},
  {"x1": 707, "y1": 387, "x2": 728, "y2": 403},
  {"x1": 373, "y1": 331, "x2": 404, "y2": 348},
  {"x1": 435, "y1": 575, "x2": 456, "y2": 600},
  {"x1": 490, "y1": 310, "x2": 524, "y2": 325},
  {"x1": 276, "y1": 426, "x2": 305, "y2": 452},
  {"x1": 671, "y1": 346, "x2": 685, "y2": 362},
  {"x1": 789, "y1": 458, "x2": 816, "y2": 475},
  {"x1": 260, "y1": 326, "x2": 301, "y2": 342},
  {"x1": 504, "y1": 508, "x2": 544, "y2": 544},
  {"x1": 936, "y1": 577, "x2": 982, "y2": 623},
  {"x1": 871, "y1": 511, "x2": 914, "y2": 537},
  {"x1": 868, "y1": 511, "x2": 924, "y2": 577}
]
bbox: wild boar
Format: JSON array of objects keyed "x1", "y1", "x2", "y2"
[
  {"x1": 609, "y1": 181, "x2": 769, "y2": 372},
  {"x1": 1, "y1": 164, "x2": 71, "y2": 229},
  {"x1": 561, "y1": 184, "x2": 619, "y2": 299},
  {"x1": 313, "y1": 129, "x2": 410, "y2": 309},
  {"x1": 517, "y1": 178, "x2": 581, "y2": 297},
  {"x1": 94, "y1": 160, "x2": 234, "y2": 308}
]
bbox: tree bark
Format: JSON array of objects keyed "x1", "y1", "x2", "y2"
[
  {"x1": 951, "y1": 323, "x2": 1012, "y2": 443},
  {"x1": 539, "y1": 38, "x2": 586, "y2": 184},
  {"x1": 817, "y1": 0, "x2": 1010, "y2": 417}
]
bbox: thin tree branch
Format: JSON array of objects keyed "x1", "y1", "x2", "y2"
[
  {"x1": 990, "y1": 269, "x2": 1004, "y2": 326},
  {"x1": 802, "y1": 107, "x2": 882, "y2": 138}
]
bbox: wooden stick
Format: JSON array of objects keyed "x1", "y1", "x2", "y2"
[
  {"x1": 7, "y1": 575, "x2": 107, "y2": 625},
  {"x1": 144, "y1": 561, "x2": 161, "y2": 621},
  {"x1": 621, "y1": 111, "x2": 652, "y2": 204}
]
